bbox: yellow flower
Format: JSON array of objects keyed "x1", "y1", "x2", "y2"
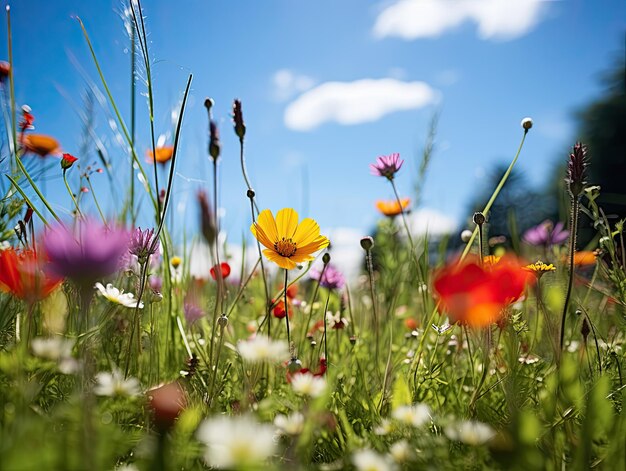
[
  {"x1": 22, "y1": 134, "x2": 61, "y2": 157},
  {"x1": 375, "y1": 198, "x2": 410, "y2": 217},
  {"x1": 483, "y1": 255, "x2": 502, "y2": 266},
  {"x1": 170, "y1": 256, "x2": 182, "y2": 268},
  {"x1": 524, "y1": 260, "x2": 556, "y2": 277},
  {"x1": 251, "y1": 208, "x2": 329, "y2": 270}
]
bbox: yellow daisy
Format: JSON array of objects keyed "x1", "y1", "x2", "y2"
[
  {"x1": 251, "y1": 208, "x2": 329, "y2": 270},
  {"x1": 524, "y1": 260, "x2": 556, "y2": 278}
]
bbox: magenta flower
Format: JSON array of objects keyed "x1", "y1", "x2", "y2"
[
  {"x1": 129, "y1": 227, "x2": 160, "y2": 265},
  {"x1": 310, "y1": 263, "x2": 345, "y2": 290},
  {"x1": 184, "y1": 301, "x2": 205, "y2": 325},
  {"x1": 523, "y1": 220, "x2": 569, "y2": 247},
  {"x1": 370, "y1": 153, "x2": 404, "y2": 180},
  {"x1": 43, "y1": 219, "x2": 129, "y2": 286}
]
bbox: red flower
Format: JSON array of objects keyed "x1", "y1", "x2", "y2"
[
  {"x1": 286, "y1": 283, "x2": 298, "y2": 300},
  {"x1": 0, "y1": 248, "x2": 62, "y2": 303},
  {"x1": 272, "y1": 298, "x2": 292, "y2": 319},
  {"x1": 433, "y1": 255, "x2": 533, "y2": 328},
  {"x1": 60, "y1": 153, "x2": 78, "y2": 170},
  {"x1": 210, "y1": 262, "x2": 231, "y2": 280}
]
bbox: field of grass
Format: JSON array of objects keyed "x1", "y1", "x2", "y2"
[{"x1": 1, "y1": 2, "x2": 626, "y2": 470}]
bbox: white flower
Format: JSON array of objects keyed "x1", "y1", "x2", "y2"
[
  {"x1": 196, "y1": 415, "x2": 277, "y2": 469},
  {"x1": 391, "y1": 403, "x2": 431, "y2": 427},
  {"x1": 274, "y1": 412, "x2": 305, "y2": 435},
  {"x1": 95, "y1": 282, "x2": 144, "y2": 309},
  {"x1": 352, "y1": 449, "x2": 397, "y2": 471},
  {"x1": 31, "y1": 336, "x2": 74, "y2": 361},
  {"x1": 93, "y1": 369, "x2": 141, "y2": 397},
  {"x1": 389, "y1": 440, "x2": 415, "y2": 463},
  {"x1": 0, "y1": 240, "x2": 10, "y2": 251},
  {"x1": 291, "y1": 373, "x2": 326, "y2": 398},
  {"x1": 444, "y1": 420, "x2": 495, "y2": 446},
  {"x1": 326, "y1": 311, "x2": 349, "y2": 329},
  {"x1": 237, "y1": 336, "x2": 289, "y2": 363},
  {"x1": 374, "y1": 418, "x2": 394, "y2": 436}
]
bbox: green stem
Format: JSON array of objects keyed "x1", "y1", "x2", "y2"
[
  {"x1": 365, "y1": 247, "x2": 380, "y2": 369},
  {"x1": 86, "y1": 176, "x2": 107, "y2": 226},
  {"x1": 559, "y1": 197, "x2": 579, "y2": 360},
  {"x1": 6, "y1": 6, "x2": 17, "y2": 174},
  {"x1": 63, "y1": 170, "x2": 82, "y2": 217},
  {"x1": 284, "y1": 269, "x2": 293, "y2": 358}
]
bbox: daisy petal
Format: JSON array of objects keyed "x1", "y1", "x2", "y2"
[
  {"x1": 292, "y1": 218, "x2": 320, "y2": 247},
  {"x1": 263, "y1": 249, "x2": 297, "y2": 270},
  {"x1": 256, "y1": 210, "x2": 278, "y2": 242}
]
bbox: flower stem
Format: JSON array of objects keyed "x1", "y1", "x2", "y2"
[
  {"x1": 284, "y1": 269, "x2": 293, "y2": 357},
  {"x1": 86, "y1": 176, "x2": 108, "y2": 227},
  {"x1": 63, "y1": 170, "x2": 82, "y2": 217},
  {"x1": 364, "y1": 246, "x2": 380, "y2": 368},
  {"x1": 248, "y1": 192, "x2": 271, "y2": 338},
  {"x1": 390, "y1": 178, "x2": 416, "y2": 251},
  {"x1": 559, "y1": 197, "x2": 579, "y2": 361}
]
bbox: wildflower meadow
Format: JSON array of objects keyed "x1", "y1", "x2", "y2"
[{"x1": 1, "y1": 1, "x2": 626, "y2": 470}]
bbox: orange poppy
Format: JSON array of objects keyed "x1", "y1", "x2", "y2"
[
  {"x1": 375, "y1": 197, "x2": 410, "y2": 217},
  {"x1": 147, "y1": 145, "x2": 174, "y2": 164},
  {"x1": 0, "y1": 248, "x2": 62, "y2": 303},
  {"x1": 22, "y1": 134, "x2": 61, "y2": 157},
  {"x1": 573, "y1": 251, "x2": 597, "y2": 266},
  {"x1": 433, "y1": 255, "x2": 533, "y2": 328}
]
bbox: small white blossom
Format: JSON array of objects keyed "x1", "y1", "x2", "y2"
[
  {"x1": 389, "y1": 440, "x2": 415, "y2": 463},
  {"x1": 445, "y1": 420, "x2": 495, "y2": 445},
  {"x1": 95, "y1": 282, "x2": 144, "y2": 309},
  {"x1": 274, "y1": 412, "x2": 305, "y2": 435},
  {"x1": 196, "y1": 415, "x2": 277, "y2": 469},
  {"x1": 374, "y1": 418, "x2": 394, "y2": 436},
  {"x1": 391, "y1": 403, "x2": 431, "y2": 428},
  {"x1": 94, "y1": 369, "x2": 141, "y2": 397},
  {"x1": 291, "y1": 373, "x2": 326, "y2": 398},
  {"x1": 352, "y1": 449, "x2": 397, "y2": 471},
  {"x1": 237, "y1": 336, "x2": 289, "y2": 363},
  {"x1": 326, "y1": 311, "x2": 349, "y2": 329},
  {"x1": 31, "y1": 336, "x2": 74, "y2": 361}
]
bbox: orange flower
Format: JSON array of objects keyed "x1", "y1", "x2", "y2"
[
  {"x1": 0, "y1": 248, "x2": 62, "y2": 303},
  {"x1": 375, "y1": 197, "x2": 410, "y2": 217},
  {"x1": 147, "y1": 145, "x2": 174, "y2": 164},
  {"x1": 22, "y1": 134, "x2": 61, "y2": 157},
  {"x1": 433, "y1": 256, "x2": 533, "y2": 328},
  {"x1": 573, "y1": 250, "x2": 597, "y2": 266}
]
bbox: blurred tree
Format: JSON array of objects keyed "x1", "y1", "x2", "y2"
[{"x1": 577, "y1": 60, "x2": 626, "y2": 221}]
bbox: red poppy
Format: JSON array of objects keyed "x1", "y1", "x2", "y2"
[
  {"x1": 286, "y1": 283, "x2": 298, "y2": 299},
  {"x1": 210, "y1": 262, "x2": 231, "y2": 280},
  {"x1": 432, "y1": 255, "x2": 533, "y2": 328},
  {"x1": 285, "y1": 357, "x2": 327, "y2": 383},
  {"x1": 0, "y1": 248, "x2": 62, "y2": 303},
  {"x1": 405, "y1": 318, "x2": 418, "y2": 331},
  {"x1": 272, "y1": 298, "x2": 292, "y2": 319}
]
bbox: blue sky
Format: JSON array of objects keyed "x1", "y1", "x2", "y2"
[{"x1": 3, "y1": 0, "x2": 625, "y2": 261}]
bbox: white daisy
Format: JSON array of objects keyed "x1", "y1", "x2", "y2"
[
  {"x1": 93, "y1": 369, "x2": 141, "y2": 397},
  {"x1": 196, "y1": 415, "x2": 277, "y2": 469},
  {"x1": 391, "y1": 403, "x2": 431, "y2": 428},
  {"x1": 274, "y1": 412, "x2": 305, "y2": 435},
  {"x1": 95, "y1": 282, "x2": 144, "y2": 309},
  {"x1": 445, "y1": 420, "x2": 495, "y2": 445},
  {"x1": 389, "y1": 439, "x2": 415, "y2": 463},
  {"x1": 31, "y1": 336, "x2": 74, "y2": 361},
  {"x1": 237, "y1": 336, "x2": 289, "y2": 363},
  {"x1": 291, "y1": 373, "x2": 326, "y2": 398},
  {"x1": 352, "y1": 449, "x2": 397, "y2": 471}
]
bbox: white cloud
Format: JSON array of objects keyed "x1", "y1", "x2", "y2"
[
  {"x1": 406, "y1": 208, "x2": 457, "y2": 237},
  {"x1": 272, "y1": 69, "x2": 316, "y2": 102},
  {"x1": 373, "y1": 0, "x2": 547, "y2": 41},
  {"x1": 284, "y1": 78, "x2": 438, "y2": 131}
]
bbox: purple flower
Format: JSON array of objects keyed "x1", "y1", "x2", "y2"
[
  {"x1": 310, "y1": 263, "x2": 345, "y2": 290},
  {"x1": 43, "y1": 219, "x2": 129, "y2": 286},
  {"x1": 184, "y1": 301, "x2": 205, "y2": 325},
  {"x1": 129, "y1": 227, "x2": 160, "y2": 265},
  {"x1": 523, "y1": 220, "x2": 569, "y2": 247},
  {"x1": 370, "y1": 153, "x2": 404, "y2": 180}
]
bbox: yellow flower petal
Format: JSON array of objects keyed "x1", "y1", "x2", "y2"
[
  {"x1": 296, "y1": 235, "x2": 330, "y2": 256},
  {"x1": 263, "y1": 248, "x2": 297, "y2": 270},
  {"x1": 250, "y1": 223, "x2": 275, "y2": 251},
  {"x1": 276, "y1": 208, "x2": 299, "y2": 239},
  {"x1": 291, "y1": 252, "x2": 315, "y2": 263},
  {"x1": 256, "y1": 209, "x2": 278, "y2": 242},
  {"x1": 292, "y1": 218, "x2": 320, "y2": 246}
]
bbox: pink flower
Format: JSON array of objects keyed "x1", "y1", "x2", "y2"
[{"x1": 370, "y1": 153, "x2": 404, "y2": 180}]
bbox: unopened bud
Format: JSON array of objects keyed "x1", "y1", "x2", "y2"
[
  {"x1": 204, "y1": 98, "x2": 214, "y2": 112},
  {"x1": 218, "y1": 314, "x2": 228, "y2": 328},
  {"x1": 349, "y1": 335, "x2": 357, "y2": 345},
  {"x1": 521, "y1": 117, "x2": 533, "y2": 131},
  {"x1": 246, "y1": 189, "x2": 255, "y2": 199},
  {"x1": 197, "y1": 190, "x2": 217, "y2": 245},
  {"x1": 473, "y1": 212, "x2": 485, "y2": 226},
  {"x1": 60, "y1": 153, "x2": 78, "y2": 170},
  {"x1": 360, "y1": 236, "x2": 374, "y2": 251},
  {"x1": 232, "y1": 99, "x2": 246, "y2": 141},
  {"x1": 322, "y1": 253, "x2": 331, "y2": 265},
  {"x1": 209, "y1": 120, "x2": 221, "y2": 160},
  {"x1": 287, "y1": 358, "x2": 302, "y2": 373}
]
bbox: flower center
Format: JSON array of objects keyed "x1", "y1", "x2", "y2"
[{"x1": 274, "y1": 237, "x2": 297, "y2": 257}]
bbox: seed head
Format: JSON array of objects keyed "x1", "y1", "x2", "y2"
[
  {"x1": 197, "y1": 190, "x2": 217, "y2": 245},
  {"x1": 521, "y1": 117, "x2": 533, "y2": 131},
  {"x1": 566, "y1": 142, "x2": 588, "y2": 198},
  {"x1": 209, "y1": 120, "x2": 221, "y2": 160},
  {"x1": 473, "y1": 212, "x2": 486, "y2": 226},
  {"x1": 232, "y1": 98, "x2": 246, "y2": 141},
  {"x1": 360, "y1": 236, "x2": 374, "y2": 251},
  {"x1": 322, "y1": 252, "x2": 331, "y2": 265}
]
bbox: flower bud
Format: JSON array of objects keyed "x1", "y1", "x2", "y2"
[
  {"x1": 209, "y1": 120, "x2": 221, "y2": 160},
  {"x1": 197, "y1": 190, "x2": 217, "y2": 245},
  {"x1": 148, "y1": 381, "x2": 186, "y2": 433},
  {"x1": 217, "y1": 314, "x2": 228, "y2": 328},
  {"x1": 287, "y1": 358, "x2": 302, "y2": 373},
  {"x1": 246, "y1": 189, "x2": 255, "y2": 199},
  {"x1": 322, "y1": 252, "x2": 331, "y2": 265},
  {"x1": 360, "y1": 236, "x2": 374, "y2": 251},
  {"x1": 472, "y1": 212, "x2": 485, "y2": 226},
  {"x1": 232, "y1": 99, "x2": 246, "y2": 141},
  {"x1": 521, "y1": 117, "x2": 533, "y2": 131}
]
